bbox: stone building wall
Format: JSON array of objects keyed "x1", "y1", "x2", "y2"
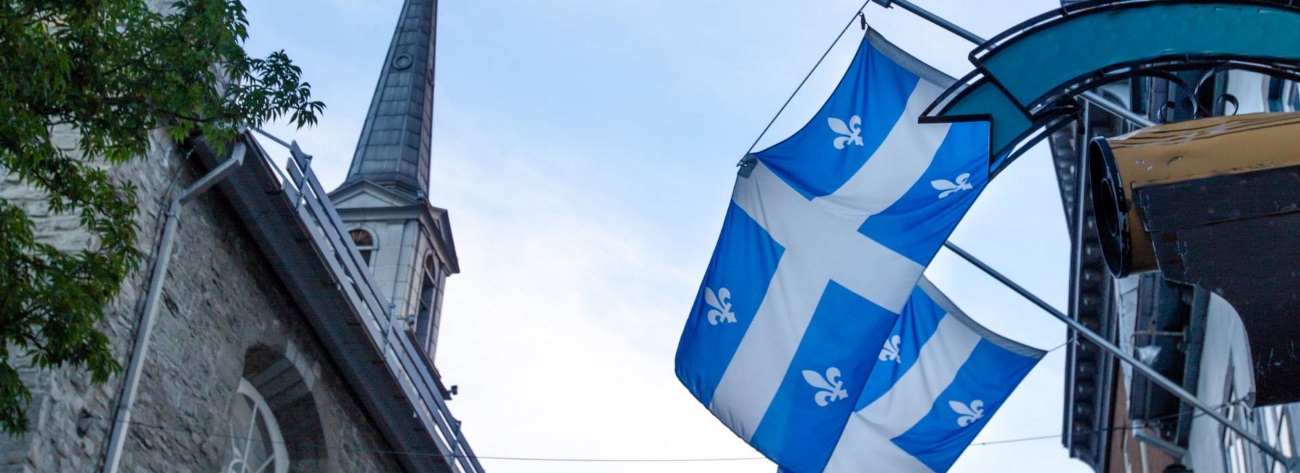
[{"x1": 0, "y1": 129, "x2": 405, "y2": 472}]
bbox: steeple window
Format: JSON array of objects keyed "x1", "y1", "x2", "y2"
[
  {"x1": 414, "y1": 255, "x2": 444, "y2": 359},
  {"x1": 348, "y1": 229, "x2": 377, "y2": 266}
]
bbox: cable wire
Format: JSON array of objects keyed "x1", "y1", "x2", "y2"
[
  {"x1": 83, "y1": 399, "x2": 1233, "y2": 464},
  {"x1": 741, "y1": 0, "x2": 872, "y2": 159}
]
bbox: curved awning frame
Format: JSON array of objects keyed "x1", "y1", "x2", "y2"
[{"x1": 919, "y1": 0, "x2": 1300, "y2": 174}]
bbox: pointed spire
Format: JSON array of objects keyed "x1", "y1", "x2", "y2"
[{"x1": 344, "y1": 0, "x2": 437, "y2": 197}]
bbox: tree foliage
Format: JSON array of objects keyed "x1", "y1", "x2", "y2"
[{"x1": 0, "y1": 0, "x2": 324, "y2": 433}]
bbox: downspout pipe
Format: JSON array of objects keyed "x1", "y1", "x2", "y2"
[{"x1": 101, "y1": 140, "x2": 247, "y2": 473}]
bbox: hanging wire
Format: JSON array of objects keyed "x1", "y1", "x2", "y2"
[
  {"x1": 82, "y1": 345, "x2": 1158, "y2": 466},
  {"x1": 740, "y1": 0, "x2": 873, "y2": 163},
  {"x1": 84, "y1": 396, "x2": 1240, "y2": 464}
]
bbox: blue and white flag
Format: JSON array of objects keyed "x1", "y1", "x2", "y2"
[
  {"x1": 819, "y1": 278, "x2": 1044, "y2": 473},
  {"x1": 675, "y1": 29, "x2": 990, "y2": 472}
]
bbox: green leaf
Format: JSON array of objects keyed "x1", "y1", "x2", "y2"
[{"x1": 0, "y1": 0, "x2": 322, "y2": 433}]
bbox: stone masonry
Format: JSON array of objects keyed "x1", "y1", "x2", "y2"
[{"x1": 0, "y1": 127, "x2": 406, "y2": 471}]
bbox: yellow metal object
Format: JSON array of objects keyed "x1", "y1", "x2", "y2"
[
  {"x1": 1109, "y1": 112, "x2": 1300, "y2": 187},
  {"x1": 1091, "y1": 111, "x2": 1300, "y2": 275}
]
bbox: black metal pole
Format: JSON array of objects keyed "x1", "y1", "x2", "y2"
[
  {"x1": 941, "y1": 241, "x2": 1292, "y2": 467},
  {"x1": 871, "y1": 0, "x2": 982, "y2": 44}
]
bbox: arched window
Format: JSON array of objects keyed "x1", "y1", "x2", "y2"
[
  {"x1": 414, "y1": 255, "x2": 444, "y2": 358},
  {"x1": 348, "y1": 229, "x2": 376, "y2": 266},
  {"x1": 238, "y1": 344, "x2": 327, "y2": 471},
  {"x1": 227, "y1": 378, "x2": 289, "y2": 473}
]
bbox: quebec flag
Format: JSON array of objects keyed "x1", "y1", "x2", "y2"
[
  {"x1": 675, "y1": 29, "x2": 999, "y2": 472},
  {"x1": 819, "y1": 278, "x2": 1044, "y2": 473}
]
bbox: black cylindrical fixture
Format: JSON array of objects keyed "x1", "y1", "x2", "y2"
[{"x1": 1087, "y1": 137, "x2": 1133, "y2": 277}]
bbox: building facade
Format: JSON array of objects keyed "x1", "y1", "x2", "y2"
[
  {"x1": 0, "y1": 0, "x2": 482, "y2": 471},
  {"x1": 1055, "y1": 64, "x2": 1300, "y2": 473}
]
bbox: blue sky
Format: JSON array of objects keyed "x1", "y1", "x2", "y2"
[{"x1": 244, "y1": 1, "x2": 1091, "y2": 471}]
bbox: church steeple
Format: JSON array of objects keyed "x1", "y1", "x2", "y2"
[
  {"x1": 344, "y1": 0, "x2": 437, "y2": 197},
  {"x1": 330, "y1": 0, "x2": 457, "y2": 363}
]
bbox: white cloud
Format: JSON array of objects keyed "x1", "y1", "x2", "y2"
[{"x1": 430, "y1": 130, "x2": 771, "y2": 472}]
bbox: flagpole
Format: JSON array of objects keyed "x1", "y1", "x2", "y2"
[{"x1": 941, "y1": 241, "x2": 1295, "y2": 468}]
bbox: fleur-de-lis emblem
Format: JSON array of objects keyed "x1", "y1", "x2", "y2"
[
  {"x1": 829, "y1": 115, "x2": 864, "y2": 150},
  {"x1": 879, "y1": 335, "x2": 902, "y2": 363},
  {"x1": 931, "y1": 173, "x2": 973, "y2": 199},
  {"x1": 802, "y1": 367, "x2": 849, "y2": 407},
  {"x1": 704, "y1": 287, "x2": 736, "y2": 325},
  {"x1": 950, "y1": 399, "x2": 985, "y2": 427}
]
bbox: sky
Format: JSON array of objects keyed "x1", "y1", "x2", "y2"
[{"x1": 243, "y1": 1, "x2": 1093, "y2": 472}]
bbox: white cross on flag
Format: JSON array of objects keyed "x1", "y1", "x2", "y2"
[{"x1": 675, "y1": 29, "x2": 1036, "y2": 472}]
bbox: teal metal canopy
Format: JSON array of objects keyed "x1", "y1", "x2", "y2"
[{"x1": 922, "y1": 0, "x2": 1300, "y2": 172}]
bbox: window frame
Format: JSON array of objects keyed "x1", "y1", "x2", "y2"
[
  {"x1": 227, "y1": 378, "x2": 290, "y2": 473},
  {"x1": 348, "y1": 228, "x2": 378, "y2": 266}
]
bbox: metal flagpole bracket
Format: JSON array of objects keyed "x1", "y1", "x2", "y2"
[
  {"x1": 871, "y1": 0, "x2": 983, "y2": 45},
  {"x1": 737, "y1": 154, "x2": 758, "y2": 178}
]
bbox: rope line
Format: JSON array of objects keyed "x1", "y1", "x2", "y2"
[{"x1": 741, "y1": 0, "x2": 872, "y2": 160}]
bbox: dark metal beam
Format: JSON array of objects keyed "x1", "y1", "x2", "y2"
[
  {"x1": 941, "y1": 241, "x2": 1294, "y2": 467},
  {"x1": 871, "y1": 0, "x2": 1155, "y2": 129}
]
